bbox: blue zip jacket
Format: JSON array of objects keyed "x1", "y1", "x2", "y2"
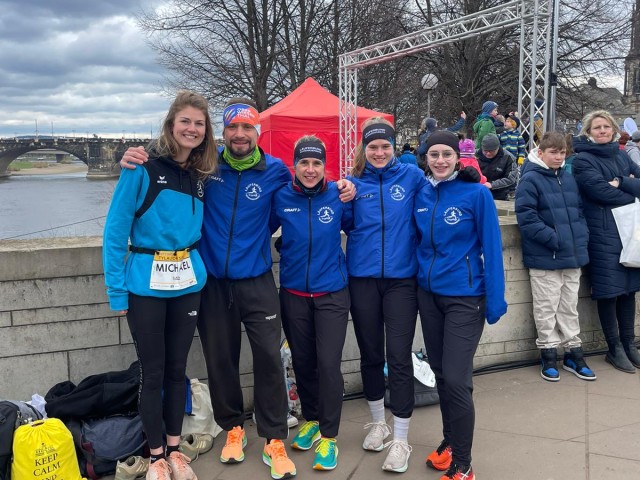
[
  {"x1": 103, "y1": 155, "x2": 207, "y2": 311},
  {"x1": 199, "y1": 147, "x2": 291, "y2": 280},
  {"x1": 345, "y1": 160, "x2": 426, "y2": 278},
  {"x1": 272, "y1": 181, "x2": 350, "y2": 293},
  {"x1": 515, "y1": 149, "x2": 589, "y2": 270},
  {"x1": 414, "y1": 179, "x2": 507, "y2": 324}
]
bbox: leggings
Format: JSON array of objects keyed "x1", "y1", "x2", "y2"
[
  {"x1": 127, "y1": 292, "x2": 200, "y2": 449},
  {"x1": 596, "y1": 292, "x2": 636, "y2": 347}
]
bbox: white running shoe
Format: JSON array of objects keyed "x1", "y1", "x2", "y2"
[
  {"x1": 362, "y1": 422, "x2": 391, "y2": 452},
  {"x1": 252, "y1": 412, "x2": 299, "y2": 428},
  {"x1": 381, "y1": 440, "x2": 412, "y2": 473},
  {"x1": 167, "y1": 451, "x2": 198, "y2": 480}
]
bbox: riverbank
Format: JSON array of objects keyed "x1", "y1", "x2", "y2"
[{"x1": 10, "y1": 163, "x2": 88, "y2": 175}]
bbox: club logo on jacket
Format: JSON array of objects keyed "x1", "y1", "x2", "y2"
[
  {"x1": 317, "y1": 206, "x2": 334, "y2": 224},
  {"x1": 390, "y1": 184, "x2": 406, "y2": 201},
  {"x1": 157, "y1": 175, "x2": 168, "y2": 184},
  {"x1": 196, "y1": 180, "x2": 204, "y2": 198},
  {"x1": 245, "y1": 183, "x2": 262, "y2": 200},
  {"x1": 444, "y1": 206, "x2": 462, "y2": 225}
]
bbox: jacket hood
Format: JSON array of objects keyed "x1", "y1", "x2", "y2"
[
  {"x1": 573, "y1": 135, "x2": 620, "y2": 158},
  {"x1": 524, "y1": 148, "x2": 564, "y2": 173}
]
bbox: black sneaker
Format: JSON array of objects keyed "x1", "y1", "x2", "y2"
[{"x1": 540, "y1": 348, "x2": 559, "y2": 382}]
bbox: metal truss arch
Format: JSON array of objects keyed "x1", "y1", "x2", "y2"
[{"x1": 339, "y1": 0, "x2": 552, "y2": 177}]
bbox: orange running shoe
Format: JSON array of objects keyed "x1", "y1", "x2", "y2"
[
  {"x1": 220, "y1": 426, "x2": 247, "y2": 464},
  {"x1": 440, "y1": 463, "x2": 475, "y2": 480},
  {"x1": 426, "y1": 439, "x2": 452, "y2": 471},
  {"x1": 262, "y1": 439, "x2": 297, "y2": 479}
]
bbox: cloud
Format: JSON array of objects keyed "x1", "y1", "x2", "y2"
[{"x1": 0, "y1": 0, "x2": 172, "y2": 138}]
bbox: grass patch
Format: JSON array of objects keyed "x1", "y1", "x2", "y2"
[{"x1": 7, "y1": 161, "x2": 50, "y2": 171}]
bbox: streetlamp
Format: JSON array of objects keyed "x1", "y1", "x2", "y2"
[{"x1": 421, "y1": 73, "x2": 438, "y2": 118}]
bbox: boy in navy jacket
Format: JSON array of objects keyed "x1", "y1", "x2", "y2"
[{"x1": 515, "y1": 132, "x2": 596, "y2": 382}]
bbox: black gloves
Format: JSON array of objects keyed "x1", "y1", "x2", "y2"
[{"x1": 458, "y1": 166, "x2": 481, "y2": 183}]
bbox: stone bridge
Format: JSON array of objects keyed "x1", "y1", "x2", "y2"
[{"x1": 0, "y1": 138, "x2": 149, "y2": 178}]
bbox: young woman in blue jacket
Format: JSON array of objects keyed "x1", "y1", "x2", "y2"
[
  {"x1": 271, "y1": 136, "x2": 351, "y2": 472},
  {"x1": 344, "y1": 117, "x2": 427, "y2": 473},
  {"x1": 415, "y1": 131, "x2": 507, "y2": 480},
  {"x1": 103, "y1": 91, "x2": 217, "y2": 480}
]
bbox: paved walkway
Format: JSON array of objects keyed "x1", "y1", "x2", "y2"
[{"x1": 108, "y1": 353, "x2": 640, "y2": 479}]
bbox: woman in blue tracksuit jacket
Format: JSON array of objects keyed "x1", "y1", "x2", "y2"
[
  {"x1": 271, "y1": 136, "x2": 351, "y2": 471},
  {"x1": 344, "y1": 117, "x2": 426, "y2": 473},
  {"x1": 415, "y1": 131, "x2": 506, "y2": 480},
  {"x1": 103, "y1": 91, "x2": 217, "y2": 478}
]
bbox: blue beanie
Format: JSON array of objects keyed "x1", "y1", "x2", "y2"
[
  {"x1": 482, "y1": 101, "x2": 498, "y2": 114},
  {"x1": 424, "y1": 117, "x2": 437, "y2": 130}
]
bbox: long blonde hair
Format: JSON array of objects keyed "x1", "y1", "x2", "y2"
[
  {"x1": 155, "y1": 91, "x2": 218, "y2": 178},
  {"x1": 351, "y1": 117, "x2": 394, "y2": 177},
  {"x1": 579, "y1": 110, "x2": 620, "y2": 139}
]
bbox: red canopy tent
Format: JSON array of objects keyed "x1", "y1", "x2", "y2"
[{"x1": 258, "y1": 77, "x2": 394, "y2": 180}]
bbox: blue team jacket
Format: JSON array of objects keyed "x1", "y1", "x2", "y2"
[
  {"x1": 414, "y1": 179, "x2": 507, "y2": 324},
  {"x1": 345, "y1": 160, "x2": 426, "y2": 278},
  {"x1": 272, "y1": 181, "x2": 350, "y2": 293},
  {"x1": 103, "y1": 155, "x2": 207, "y2": 311},
  {"x1": 199, "y1": 148, "x2": 291, "y2": 280}
]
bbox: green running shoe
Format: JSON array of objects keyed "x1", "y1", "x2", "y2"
[
  {"x1": 313, "y1": 438, "x2": 338, "y2": 471},
  {"x1": 291, "y1": 421, "x2": 321, "y2": 450}
]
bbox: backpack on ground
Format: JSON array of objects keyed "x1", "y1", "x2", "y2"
[
  {"x1": 45, "y1": 361, "x2": 141, "y2": 421},
  {"x1": 11, "y1": 418, "x2": 83, "y2": 480},
  {"x1": 66, "y1": 414, "x2": 146, "y2": 479},
  {"x1": 0, "y1": 400, "x2": 44, "y2": 480}
]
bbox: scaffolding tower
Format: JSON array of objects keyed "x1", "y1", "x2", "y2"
[{"x1": 338, "y1": 0, "x2": 553, "y2": 178}]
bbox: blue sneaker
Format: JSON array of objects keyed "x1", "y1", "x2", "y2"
[
  {"x1": 540, "y1": 348, "x2": 560, "y2": 382},
  {"x1": 313, "y1": 438, "x2": 338, "y2": 471},
  {"x1": 291, "y1": 421, "x2": 321, "y2": 450},
  {"x1": 562, "y1": 347, "x2": 596, "y2": 381}
]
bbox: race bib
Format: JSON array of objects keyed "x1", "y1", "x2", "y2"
[{"x1": 150, "y1": 250, "x2": 197, "y2": 290}]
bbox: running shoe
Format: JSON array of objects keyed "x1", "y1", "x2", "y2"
[
  {"x1": 291, "y1": 421, "x2": 321, "y2": 450},
  {"x1": 362, "y1": 422, "x2": 391, "y2": 451},
  {"x1": 440, "y1": 463, "x2": 475, "y2": 480},
  {"x1": 262, "y1": 439, "x2": 297, "y2": 479},
  {"x1": 426, "y1": 439, "x2": 452, "y2": 471},
  {"x1": 114, "y1": 455, "x2": 148, "y2": 480},
  {"x1": 179, "y1": 433, "x2": 214, "y2": 461},
  {"x1": 313, "y1": 438, "x2": 338, "y2": 471},
  {"x1": 381, "y1": 440, "x2": 412, "y2": 473},
  {"x1": 167, "y1": 451, "x2": 197, "y2": 480},
  {"x1": 145, "y1": 459, "x2": 171, "y2": 480},
  {"x1": 220, "y1": 426, "x2": 247, "y2": 463}
]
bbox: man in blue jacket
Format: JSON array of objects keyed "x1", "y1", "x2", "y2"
[
  {"x1": 515, "y1": 131, "x2": 596, "y2": 382},
  {"x1": 121, "y1": 98, "x2": 355, "y2": 480}
]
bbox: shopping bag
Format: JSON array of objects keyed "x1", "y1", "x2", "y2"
[
  {"x1": 11, "y1": 418, "x2": 84, "y2": 480},
  {"x1": 182, "y1": 379, "x2": 223, "y2": 438},
  {"x1": 612, "y1": 199, "x2": 640, "y2": 268}
]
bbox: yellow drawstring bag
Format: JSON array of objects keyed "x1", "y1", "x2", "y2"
[{"x1": 11, "y1": 418, "x2": 84, "y2": 480}]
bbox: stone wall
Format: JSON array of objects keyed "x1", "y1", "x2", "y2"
[{"x1": 1, "y1": 227, "x2": 638, "y2": 405}]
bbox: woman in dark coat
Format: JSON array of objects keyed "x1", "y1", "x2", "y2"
[{"x1": 573, "y1": 110, "x2": 640, "y2": 373}]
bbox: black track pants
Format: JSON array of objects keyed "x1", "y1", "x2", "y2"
[
  {"x1": 418, "y1": 288, "x2": 485, "y2": 466},
  {"x1": 349, "y1": 277, "x2": 418, "y2": 419},
  {"x1": 127, "y1": 292, "x2": 200, "y2": 449},
  {"x1": 280, "y1": 287, "x2": 350, "y2": 438},
  {"x1": 197, "y1": 271, "x2": 288, "y2": 439}
]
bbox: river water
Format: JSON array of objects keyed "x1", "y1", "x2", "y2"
[{"x1": 0, "y1": 172, "x2": 117, "y2": 240}]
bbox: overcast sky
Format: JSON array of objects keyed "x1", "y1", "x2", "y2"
[{"x1": 0, "y1": 0, "x2": 169, "y2": 139}]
